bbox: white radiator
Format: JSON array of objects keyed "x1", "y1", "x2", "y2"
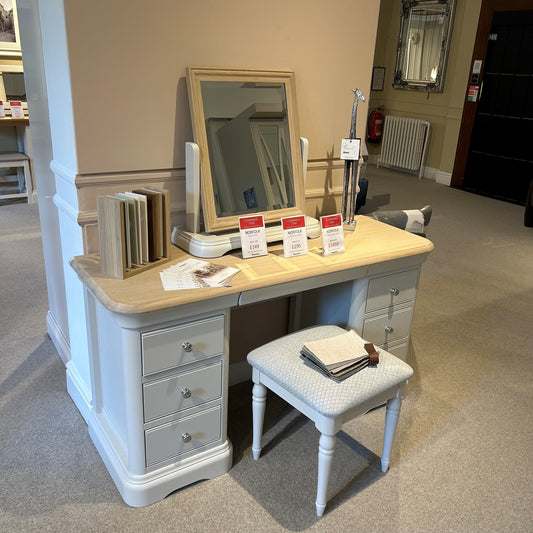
[{"x1": 377, "y1": 116, "x2": 430, "y2": 178}]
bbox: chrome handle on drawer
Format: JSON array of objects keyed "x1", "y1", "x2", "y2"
[
  {"x1": 390, "y1": 287, "x2": 400, "y2": 296},
  {"x1": 181, "y1": 388, "x2": 191, "y2": 399},
  {"x1": 182, "y1": 341, "x2": 193, "y2": 352},
  {"x1": 385, "y1": 326, "x2": 394, "y2": 334},
  {"x1": 181, "y1": 432, "x2": 192, "y2": 443}
]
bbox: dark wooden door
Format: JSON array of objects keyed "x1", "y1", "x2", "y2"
[{"x1": 462, "y1": 10, "x2": 533, "y2": 204}]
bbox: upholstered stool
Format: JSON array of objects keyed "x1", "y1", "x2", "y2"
[{"x1": 247, "y1": 325, "x2": 413, "y2": 517}]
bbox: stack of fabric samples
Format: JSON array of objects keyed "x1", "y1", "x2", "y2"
[{"x1": 300, "y1": 329, "x2": 379, "y2": 381}]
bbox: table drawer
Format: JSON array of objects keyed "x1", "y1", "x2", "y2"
[
  {"x1": 366, "y1": 269, "x2": 418, "y2": 312},
  {"x1": 145, "y1": 406, "x2": 222, "y2": 467},
  {"x1": 362, "y1": 305, "x2": 414, "y2": 345},
  {"x1": 142, "y1": 315, "x2": 224, "y2": 376},
  {"x1": 143, "y1": 361, "x2": 223, "y2": 422}
]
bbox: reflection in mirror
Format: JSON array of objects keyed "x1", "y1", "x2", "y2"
[
  {"x1": 393, "y1": 0, "x2": 456, "y2": 92},
  {"x1": 201, "y1": 81, "x2": 294, "y2": 217},
  {"x1": 187, "y1": 68, "x2": 305, "y2": 233}
]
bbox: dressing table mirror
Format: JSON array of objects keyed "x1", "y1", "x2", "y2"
[
  {"x1": 173, "y1": 67, "x2": 319, "y2": 258},
  {"x1": 393, "y1": 0, "x2": 456, "y2": 93}
]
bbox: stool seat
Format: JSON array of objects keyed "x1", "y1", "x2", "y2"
[
  {"x1": 247, "y1": 325, "x2": 413, "y2": 418},
  {"x1": 247, "y1": 325, "x2": 414, "y2": 517}
]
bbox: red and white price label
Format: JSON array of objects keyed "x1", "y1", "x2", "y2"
[
  {"x1": 9, "y1": 100, "x2": 24, "y2": 118},
  {"x1": 281, "y1": 215, "x2": 308, "y2": 258},
  {"x1": 239, "y1": 215, "x2": 267, "y2": 259},
  {"x1": 320, "y1": 213, "x2": 345, "y2": 256}
]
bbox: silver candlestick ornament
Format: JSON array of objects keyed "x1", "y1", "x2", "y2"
[{"x1": 341, "y1": 88, "x2": 365, "y2": 229}]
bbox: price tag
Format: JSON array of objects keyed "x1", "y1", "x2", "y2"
[
  {"x1": 0, "y1": 101, "x2": 4, "y2": 118},
  {"x1": 239, "y1": 214, "x2": 267, "y2": 259},
  {"x1": 340, "y1": 138, "x2": 361, "y2": 160},
  {"x1": 320, "y1": 213, "x2": 345, "y2": 256},
  {"x1": 281, "y1": 215, "x2": 308, "y2": 258},
  {"x1": 9, "y1": 101, "x2": 24, "y2": 119}
]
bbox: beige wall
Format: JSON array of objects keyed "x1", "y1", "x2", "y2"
[
  {"x1": 34, "y1": 0, "x2": 382, "y2": 375},
  {"x1": 368, "y1": 0, "x2": 482, "y2": 177},
  {"x1": 59, "y1": 0, "x2": 380, "y2": 241}
]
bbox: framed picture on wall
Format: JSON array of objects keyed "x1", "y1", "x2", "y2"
[
  {"x1": 371, "y1": 67, "x2": 385, "y2": 92},
  {"x1": 0, "y1": 0, "x2": 21, "y2": 56}
]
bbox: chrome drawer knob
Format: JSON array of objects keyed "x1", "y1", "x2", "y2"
[
  {"x1": 181, "y1": 432, "x2": 192, "y2": 443},
  {"x1": 181, "y1": 388, "x2": 191, "y2": 399},
  {"x1": 385, "y1": 326, "x2": 394, "y2": 334},
  {"x1": 390, "y1": 287, "x2": 400, "y2": 296},
  {"x1": 182, "y1": 341, "x2": 193, "y2": 352}
]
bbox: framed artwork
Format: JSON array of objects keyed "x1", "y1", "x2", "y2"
[
  {"x1": 371, "y1": 67, "x2": 385, "y2": 92},
  {"x1": 0, "y1": 0, "x2": 21, "y2": 56}
]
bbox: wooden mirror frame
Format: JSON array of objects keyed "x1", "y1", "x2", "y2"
[{"x1": 186, "y1": 67, "x2": 306, "y2": 233}]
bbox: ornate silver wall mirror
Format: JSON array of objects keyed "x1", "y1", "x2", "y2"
[
  {"x1": 393, "y1": 0, "x2": 456, "y2": 93},
  {"x1": 187, "y1": 67, "x2": 306, "y2": 233}
]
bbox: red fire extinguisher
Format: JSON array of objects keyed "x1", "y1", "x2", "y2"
[{"x1": 367, "y1": 106, "x2": 384, "y2": 143}]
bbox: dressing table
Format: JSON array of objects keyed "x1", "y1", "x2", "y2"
[
  {"x1": 69, "y1": 67, "x2": 433, "y2": 506},
  {"x1": 69, "y1": 218, "x2": 433, "y2": 507}
]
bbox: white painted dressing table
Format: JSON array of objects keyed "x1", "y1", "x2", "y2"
[{"x1": 69, "y1": 216, "x2": 434, "y2": 507}]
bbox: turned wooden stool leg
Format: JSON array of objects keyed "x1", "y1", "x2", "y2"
[
  {"x1": 381, "y1": 392, "x2": 402, "y2": 472},
  {"x1": 316, "y1": 433, "x2": 336, "y2": 517},
  {"x1": 252, "y1": 383, "x2": 267, "y2": 460}
]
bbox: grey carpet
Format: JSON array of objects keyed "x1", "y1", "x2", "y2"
[{"x1": 1, "y1": 166, "x2": 532, "y2": 532}]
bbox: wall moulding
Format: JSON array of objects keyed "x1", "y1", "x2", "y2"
[
  {"x1": 369, "y1": 101, "x2": 464, "y2": 121},
  {"x1": 74, "y1": 168, "x2": 185, "y2": 187},
  {"x1": 305, "y1": 158, "x2": 359, "y2": 194},
  {"x1": 75, "y1": 168, "x2": 185, "y2": 213},
  {"x1": 305, "y1": 186, "x2": 343, "y2": 199}
]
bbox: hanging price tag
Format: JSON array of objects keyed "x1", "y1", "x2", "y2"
[
  {"x1": 340, "y1": 138, "x2": 361, "y2": 160},
  {"x1": 239, "y1": 215, "x2": 267, "y2": 259},
  {"x1": 320, "y1": 214, "x2": 345, "y2": 256},
  {"x1": 281, "y1": 215, "x2": 308, "y2": 258}
]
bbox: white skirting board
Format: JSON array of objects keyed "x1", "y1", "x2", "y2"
[
  {"x1": 366, "y1": 159, "x2": 451, "y2": 186},
  {"x1": 46, "y1": 310, "x2": 70, "y2": 365},
  {"x1": 424, "y1": 166, "x2": 452, "y2": 186},
  {"x1": 66, "y1": 360, "x2": 92, "y2": 424}
]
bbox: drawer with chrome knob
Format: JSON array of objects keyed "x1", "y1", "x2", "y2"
[
  {"x1": 366, "y1": 269, "x2": 418, "y2": 312},
  {"x1": 144, "y1": 406, "x2": 222, "y2": 466},
  {"x1": 142, "y1": 361, "x2": 222, "y2": 422},
  {"x1": 141, "y1": 315, "x2": 224, "y2": 375},
  {"x1": 362, "y1": 305, "x2": 413, "y2": 345}
]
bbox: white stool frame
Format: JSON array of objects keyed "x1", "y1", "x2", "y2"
[{"x1": 251, "y1": 367, "x2": 405, "y2": 517}]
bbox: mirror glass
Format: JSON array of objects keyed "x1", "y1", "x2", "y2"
[
  {"x1": 393, "y1": 0, "x2": 456, "y2": 92},
  {"x1": 187, "y1": 68, "x2": 305, "y2": 233}
]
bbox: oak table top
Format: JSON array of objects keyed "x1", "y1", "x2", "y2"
[{"x1": 70, "y1": 216, "x2": 434, "y2": 316}]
